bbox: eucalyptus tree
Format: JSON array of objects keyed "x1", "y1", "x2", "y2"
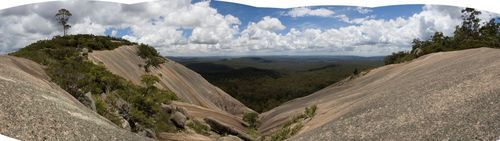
[{"x1": 55, "y1": 9, "x2": 72, "y2": 36}]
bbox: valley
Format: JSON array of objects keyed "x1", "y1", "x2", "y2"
[{"x1": 171, "y1": 56, "x2": 383, "y2": 112}]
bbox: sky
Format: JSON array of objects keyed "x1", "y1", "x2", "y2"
[{"x1": 0, "y1": 0, "x2": 498, "y2": 56}]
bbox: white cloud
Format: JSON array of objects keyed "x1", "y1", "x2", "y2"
[
  {"x1": 224, "y1": 5, "x2": 496, "y2": 56},
  {"x1": 0, "y1": 1, "x2": 498, "y2": 56},
  {"x1": 252, "y1": 16, "x2": 286, "y2": 31},
  {"x1": 355, "y1": 7, "x2": 373, "y2": 14},
  {"x1": 285, "y1": 7, "x2": 335, "y2": 17}
]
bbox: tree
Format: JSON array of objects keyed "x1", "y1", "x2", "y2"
[
  {"x1": 455, "y1": 8, "x2": 482, "y2": 40},
  {"x1": 353, "y1": 68, "x2": 359, "y2": 75},
  {"x1": 55, "y1": 9, "x2": 72, "y2": 36}
]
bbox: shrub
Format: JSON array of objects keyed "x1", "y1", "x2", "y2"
[
  {"x1": 94, "y1": 95, "x2": 122, "y2": 126},
  {"x1": 270, "y1": 123, "x2": 304, "y2": 141},
  {"x1": 187, "y1": 120, "x2": 210, "y2": 135},
  {"x1": 243, "y1": 112, "x2": 259, "y2": 129},
  {"x1": 137, "y1": 44, "x2": 165, "y2": 70},
  {"x1": 268, "y1": 104, "x2": 318, "y2": 140},
  {"x1": 304, "y1": 105, "x2": 317, "y2": 118}
]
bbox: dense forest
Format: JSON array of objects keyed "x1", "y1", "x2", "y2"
[
  {"x1": 385, "y1": 8, "x2": 500, "y2": 64},
  {"x1": 175, "y1": 57, "x2": 383, "y2": 112}
]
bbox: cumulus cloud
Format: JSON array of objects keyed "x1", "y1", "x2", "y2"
[
  {"x1": 0, "y1": 0, "x2": 241, "y2": 55},
  {"x1": 0, "y1": 1, "x2": 498, "y2": 56},
  {"x1": 227, "y1": 5, "x2": 498, "y2": 56},
  {"x1": 285, "y1": 7, "x2": 335, "y2": 17}
]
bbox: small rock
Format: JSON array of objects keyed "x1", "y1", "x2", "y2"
[
  {"x1": 171, "y1": 111, "x2": 187, "y2": 128},
  {"x1": 161, "y1": 104, "x2": 173, "y2": 113},
  {"x1": 176, "y1": 107, "x2": 189, "y2": 117},
  {"x1": 119, "y1": 116, "x2": 131, "y2": 131},
  {"x1": 84, "y1": 92, "x2": 96, "y2": 112}
]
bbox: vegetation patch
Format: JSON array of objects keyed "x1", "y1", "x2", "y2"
[
  {"x1": 385, "y1": 8, "x2": 500, "y2": 65},
  {"x1": 242, "y1": 112, "x2": 260, "y2": 139},
  {"x1": 93, "y1": 94, "x2": 123, "y2": 126},
  {"x1": 243, "y1": 112, "x2": 259, "y2": 129},
  {"x1": 187, "y1": 120, "x2": 210, "y2": 135},
  {"x1": 137, "y1": 44, "x2": 166, "y2": 71},
  {"x1": 11, "y1": 34, "x2": 178, "y2": 136},
  {"x1": 304, "y1": 105, "x2": 317, "y2": 118},
  {"x1": 268, "y1": 105, "x2": 317, "y2": 141}
]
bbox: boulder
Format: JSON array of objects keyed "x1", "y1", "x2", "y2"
[
  {"x1": 161, "y1": 104, "x2": 174, "y2": 113},
  {"x1": 118, "y1": 115, "x2": 131, "y2": 131},
  {"x1": 171, "y1": 111, "x2": 187, "y2": 128},
  {"x1": 84, "y1": 92, "x2": 96, "y2": 111},
  {"x1": 204, "y1": 117, "x2": 253, "y2": 141},
  {"x1": 176, "y1": 106, "x2": 189, "y2": 117}
]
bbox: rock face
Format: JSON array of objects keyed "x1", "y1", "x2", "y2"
[
  {"x1": 170, "y1": 101, "x2": 249, "y2": 139},
  {"x1": 0, "y1": 56, "x2": 150, "y2": 141},
  {"x1": 204, "y1": 117, "x2": 252, "y2": 141},
  {"x1": 89, "y1": 45, "x2": 253, "y2": 116},
  {"x1": 260, "y1": 48, "x2": 500, "y2": 140}
]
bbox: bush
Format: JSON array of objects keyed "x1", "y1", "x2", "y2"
[
  {"x1": 187, "y1": 120, "x2": 210, "y2": 135},
  {"x1": 268, "y1": 105, "x2": 317, "y2": 141},
  {"x1": 137, "y1": 44, "x2": 165, "y2": 71},
  {"x1": 384, "y1": 51, "x2": 416, "y2": 65},
  {"x1": 243, "y1": 112, "x2": 259, "y2": 129},
  {"x1": 94, "y1": 95, "x2": 122, "y2": 126},
  {"x1": 270, "y1": 123, "x2": 303, "y2": 141},
  {"x1": 304, "y1": 105, "x2": 317, "y2": 118}
]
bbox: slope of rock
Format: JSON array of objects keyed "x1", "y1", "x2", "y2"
[
  {"x1": 88, "y1": 45, "x2": 253, "y2": 117},
  {"x1": 260, "y1": 48, "x2": 500, "y2": 140},
  {"x1": 0, "y1": 55, "x2": 150, "y2": 141}
]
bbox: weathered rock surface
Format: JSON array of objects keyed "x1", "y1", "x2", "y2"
[
  {"x1": 89, "y1": 45, "x2": 254, "y2": 116},
  {"x1": 260, "y1": 48, "x2": 500, "y2": 140},
  {"x1": 0, "y1": 56, "x2": 151, "y2": 140},
  {"x1": 218, "y1": 135, "x2": 243, "y2": 141},
  {"x1": 159, "y1": 132, "x2": 214, "y2": 141},
  {"x1": 170, "y1": 101, "x2": 249, "y2": 137},
  {"x1": 204, "y1": 117, "x2": 252, "y2": 141}
]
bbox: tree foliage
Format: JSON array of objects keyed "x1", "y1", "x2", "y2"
[
  {"x1": 55, "y1": 9, "x2": 72, "y2": 36},
  {"x1": 385, "y1": 8, "x2": 500, "y2": 65},
  {"x1": 137, "y1": 44, "x2": 166, "y2": 72}
]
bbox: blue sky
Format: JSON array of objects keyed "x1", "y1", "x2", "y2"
[
  {"x1": 210, "y1": 1, "x2": 424, "y2": 32},
  {"x1": 0, "y1": 0, "x2": 498, "y2": 56}
]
